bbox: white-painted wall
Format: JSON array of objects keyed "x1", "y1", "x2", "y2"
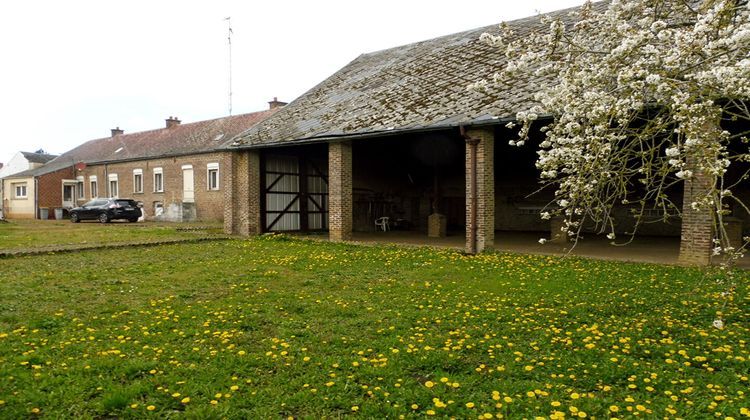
[
  {"x1": 0, "y1": 152, "x2": 33, "y2": 179},
  {"x1": 1, "y1": 176, "x2": 36, "y2": 219}
]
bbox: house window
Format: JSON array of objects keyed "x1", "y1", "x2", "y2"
[
  {"x1": 76, "y1": 176, "x2": 84, "y2": 199},
  {"x1": 89, "y1": 175, "x2": 98, "y2": 198},
  {"x1": 153, "y1": 167, "x2": 164, "y2": 192},
  {"x1": 13, "y1": 183, "x2": 27, "y2": 199},
  {"x1": 207, "y1": 162, "x2": 219, "y2": 190},
  {"x1": 108, "y1": 173, "x2": 119, "y2": 198},
  {"x1": 133, "y1": 169, "x2": 143, "y2": 193}
]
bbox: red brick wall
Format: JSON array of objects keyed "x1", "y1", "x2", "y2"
[
  {"x1": 678, "y1": 157, "x2": 714, "y2": 266},
  {"x1": 465, "y1": 128, "x2": 495, "y2": 253},
  {"x1": 77, "y1": 152, "x2": 232, "y2": 222},
  {"x1": 328, "y1": 141, "x2": 353, "y2": 241},
  {"x1": 223, "y1": 150, "x2": 261, "y2": 235},
  {"x1": 38, "y1": 167, "x2": 76, "y2": 219}
]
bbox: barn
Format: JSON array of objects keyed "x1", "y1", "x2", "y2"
[{"x1": 221, "y1": 4, "x2": 749, "y2": 267}]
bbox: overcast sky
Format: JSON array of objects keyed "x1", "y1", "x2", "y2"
[{"x1": 0, "y1": 0, "x2": 584, "y2": 165}]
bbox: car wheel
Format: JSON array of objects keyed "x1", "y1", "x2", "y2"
[
  {"x1": 71, "y1": 213, "x2": 80, "y2": 223},
  {"x1": 128, "y1": 217, "x2": 138, "y2": 223},
  {"x1": 98, "y1": 213, "x2": 110, "y2": 224}
]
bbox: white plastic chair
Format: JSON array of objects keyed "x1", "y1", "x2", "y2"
[{"x1": 375, "y1": 216, "x2": 390, "y2": 232}]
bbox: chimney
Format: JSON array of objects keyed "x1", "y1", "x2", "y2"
[
  {"x1": 268, "y1": 97, "x2": 287, "y2": 110},
  {"x1": 111, "y1": 127, "x2": 124, "y2": 137},
  {"x1": 166, "y1": 116, "x2": 181, "y2": 128}
]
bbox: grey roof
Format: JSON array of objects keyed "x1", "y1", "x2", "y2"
[
  {"x1": 21, "y1": 151, "x2": 57, "y2": 164},
  {"x1": 6, "y1": 110, "x2": 276, "y2": 179},
  {"x1": 228, "y1": 2, "x2": 602, "y2": 149}
]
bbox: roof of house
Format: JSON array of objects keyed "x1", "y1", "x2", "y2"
[
  {"x1": 21, "y1": 151, "x2": 57, "y2": 164},
  {"x1": 227, "y1": 2, "x2": 603, "y2": 149},
  {"x1": 8, "y1": 110, "x2": 277, "y2": 179}
]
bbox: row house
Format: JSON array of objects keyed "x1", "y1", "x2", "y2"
[{"x1": 4, "y1": 103, "x2": 281, "y2": 221}]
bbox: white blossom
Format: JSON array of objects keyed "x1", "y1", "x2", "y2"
[{"x1": 474, "y1": 0, "x2": 750, "y2": 270}]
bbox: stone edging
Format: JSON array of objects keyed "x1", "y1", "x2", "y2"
[{"x1": 0, "y1": 236, "x2": 231, "y2": 258}]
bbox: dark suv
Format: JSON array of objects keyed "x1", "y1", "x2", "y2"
[{"x1": 70, "y1": 198, "x2": 142, "y2": 223}]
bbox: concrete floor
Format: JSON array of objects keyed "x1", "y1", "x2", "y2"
[{"x1": 343, "y1": 230, "x2": 750, "y2": 268}]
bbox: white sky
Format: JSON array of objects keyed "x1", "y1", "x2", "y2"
[{"x1": 0, "y1": 0, "x2": 583, "y2": 165}]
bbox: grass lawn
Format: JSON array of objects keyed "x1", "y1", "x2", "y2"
[
  {"x1": 0, "y1": 219, "x2": 223, "y2": 251},
  {"x1": 0, "y1": 235, "x2": 747, "y2": 418}
]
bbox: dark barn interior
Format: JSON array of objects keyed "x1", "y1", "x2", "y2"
[{"x1": 352, "y1": 130, "x2": 466, "y2": 233}]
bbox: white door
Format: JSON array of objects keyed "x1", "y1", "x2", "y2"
[
  {"x1": 62, "y1": 183, "x2": 76, "y2": 208},
  {"x1": 182, "y1": 166, "x2": 194, "y2": 203}
]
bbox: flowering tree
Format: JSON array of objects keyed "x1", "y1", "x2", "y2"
[{"x1": 472, "y1": 0, "x2": 750, "y2": 267}]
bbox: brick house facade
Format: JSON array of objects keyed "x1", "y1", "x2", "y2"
[
  {"x1": 2, "y1": 107, "x2": 278, "y2": 222},
  {"x1": 77, "y1": 152, "x2": 232, "y2": 221}
]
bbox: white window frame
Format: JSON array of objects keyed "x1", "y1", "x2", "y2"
[
  {"x1": 13, "y1": 182, "x2": 28, "y2": 199},
  {"x1": 207, "y1": 162, "x2": 220, "y2": 191},
  {"x1": 153, "y1": 167, "x2": 164, "y2": 193},
  {"x1": 89, "y1": 175, "x2": 98, "y2": 199},
  {"x1": 76, "y1": 175, "x2": 85, "y2": 199},
  {"x1": 133, "y1": 169, "x2": 143, "y2": 194},
  {"x1": 108, "y1": 173, "x2": 119, "y2": 198}
]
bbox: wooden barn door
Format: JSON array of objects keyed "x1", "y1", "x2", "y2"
[{"x1": 263, "y1": 155, "x2": 328, "y2": 232}]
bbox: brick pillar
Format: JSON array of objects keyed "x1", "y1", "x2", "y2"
[
  {"x1": 223, "y1": 152, "x2": 235, "y2": 234},
  {"x1": 223, "y1": 150, "x2": 261, "y2": 236},
  {"x1": 465, "y1": 127, "x2": 495, "y2": 253},
  {"x1": 678, "y1": 158, "x2": 714, "y2": 266},
  {"x1": 329, "y1": 141, "x2": 353, "y2": 241}
]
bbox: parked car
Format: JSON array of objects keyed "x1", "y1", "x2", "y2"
[{"x1": 70, "y1": 198, "x2": 142, "y2": 223}]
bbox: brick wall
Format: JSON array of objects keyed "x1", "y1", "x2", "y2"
[
  {"x1": 328, "y1": 141, "x2": 353, "y2": 241},
  {"x1": 223, "y1": 150, "x2": 261, "y2": 235},
  {"x1": 77, "y1": 152, "x2": 231, "y2": 222},
  {"x1": 38, "y1": 167, "x2": 76, "y2": 219},
  {"x1": 465, "y1": 128, "x2": 495, "y2": 253}
]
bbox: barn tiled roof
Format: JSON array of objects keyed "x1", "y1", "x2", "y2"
[
  {"x1": 228, "y1": 2, "x2": 603, "y2": 148},
  {"x1": 21, "y1": 151, "x2": 57, "y2": 164},
  {"x1": 12, "y1": 110, "x2": 276, "y2": 178}
]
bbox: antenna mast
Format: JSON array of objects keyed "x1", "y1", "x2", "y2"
[{"x1": 225, "y1": 17, "x2": 233, "y2": 116}]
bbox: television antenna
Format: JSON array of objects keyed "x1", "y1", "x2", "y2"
[{"x1": 225, "y1": 17, "x2": 233, "y2": 116}]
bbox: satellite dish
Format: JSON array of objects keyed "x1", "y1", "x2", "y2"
[{"x1": 75, "y1": 162, "x2": 87, "y2": 171}]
